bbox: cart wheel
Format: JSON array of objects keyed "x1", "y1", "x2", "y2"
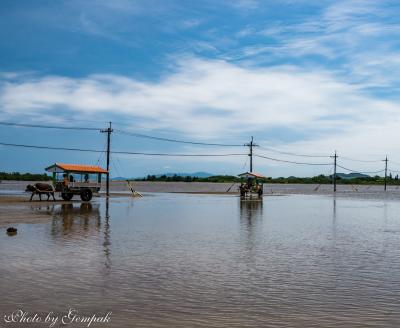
[
  {"x1": 61, "y1": 192, "x2": 73, "y2": 201},
  {"x1": 80, "y1": 189, "x2": 93, "y2": 201}
]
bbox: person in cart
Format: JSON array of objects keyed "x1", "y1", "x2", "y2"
[{"x1": 46, "y1": 163, "x2": 108, "y2": 201}]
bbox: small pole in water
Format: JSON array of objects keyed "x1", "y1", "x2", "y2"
[
  {"x1": 384, "y1": 156, "x2": 388, "y2": 191},
  {"x1": 332, "y1": 151, "x2": 337, "y2": 193},
  {"x1": 101, "y1": 122, "x2": 113, "y2": 197}
]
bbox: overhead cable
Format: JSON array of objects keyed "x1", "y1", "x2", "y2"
[
  {"x1": 336, "y1": 164, "x2": 385, "y2": 174},
  {"x1": 0, "y1": 142, "x2": 246, "y2": 157},
  {"x1": 0, "y1": 121, "x2": 101, "y2": 131},
  {"x1": 114, "y1": 129, "x2": 243, "y2": 147},
  {"x1": 257, "y1": 146, "x2": 330, "y2": 158},
  {"x1": 254, "y1": 154, "x2": 332, "y2": 166},
  {"x1": 339, "y1": 156, "x2": 383, "y2": 163}
]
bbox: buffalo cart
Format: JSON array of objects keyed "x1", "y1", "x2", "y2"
[
  {"x1": 45, "y1": 163, "x2": 108, "y2": 201},
  {"x1": 238, "y1": 172, "x2": 265, "y2": 199}
]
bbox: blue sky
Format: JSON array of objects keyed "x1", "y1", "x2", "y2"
[{"x1": 1, "y1": 0, "x2": 400, "y2": 177}]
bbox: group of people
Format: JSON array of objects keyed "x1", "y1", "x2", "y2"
[
  {"x1": 63, "y1": 173, "x2": 90, "y2": 186},
  {"x1": 239, "y1": 178, "x2": 263, "y2": 197}
]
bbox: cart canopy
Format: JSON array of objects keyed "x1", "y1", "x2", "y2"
[
  {"x1": 45, "y1": 163, "x2": 108, "y2": 174},
  {"x1": 238, "y1": 172, "x2": 266, "y2": 179}
]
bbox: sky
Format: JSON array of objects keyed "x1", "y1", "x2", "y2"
[{"x1": 1, "y1": 0, "x2": 400, "y2": 177}]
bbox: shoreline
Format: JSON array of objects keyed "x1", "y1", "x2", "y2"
[
  {"x1": 1, "y1": 181, "x2": 400, "y2": 228},
  {"x1": 0, "y1": 185, "x2": 400, "y2": 230},
  {"x1": 2, "y1": 180, "x2": 400, "y2": 201}
]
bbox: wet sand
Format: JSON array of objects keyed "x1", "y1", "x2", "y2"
[
  {"x1": 0, "y1": 194, "x2": 129, "y2": 227},
  {"x1": 1, "y1": 180, "x2": 400, "y2": 227}
]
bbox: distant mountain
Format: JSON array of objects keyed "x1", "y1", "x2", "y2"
[
  {"x1": 111, "y1": 177, "x2": 130, "y2": 181},
  {"x1": 111, "y1": 172, "x2": 214, "y2": 180},
  {"x1": 336, "y1": 172, "x2": 370, "y2": 179},
  {"x1": 155, "y1": 172, "x2": 213, "y2": 178}
]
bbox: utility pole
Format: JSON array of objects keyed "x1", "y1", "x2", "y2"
[
  {"x1": 101, "y1": 122, "x2": 113, "y2": 196},
  {"x1": 384, "y1": 156, "x2": 388, "y2": 191},
  {"x1": 244, "y1": 136, "x2": 258, "y2": 172},
  {"x1": 332, "y1": 151, "x2": 337, "y2": 193}
]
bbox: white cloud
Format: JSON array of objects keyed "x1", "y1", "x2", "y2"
[{"x1": 1, "y1": 57, "x2": 400, "y2": 166}]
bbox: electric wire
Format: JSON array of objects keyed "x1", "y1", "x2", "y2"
[
  {"x1": 114, "y1": 129, "x2": 243, "y2": 147},
  {"x1": 0, "y1": 121, "x2": 101, "y2": 131},
  {"x1": 339, "y1": 156, "x2": 383, "y2": 163},
  {"x1": 257, "y1": 146, "x2": 331, "y2": 158},
  {"x1": 0, "y1": 142, "x2": 246, "y2": 157},
  {"x1": 254, "y1": 154, "x2": 332, "y2": 166},
  {"x1": 96, "y1": 142, "x2": 108, "y2": 165},
  {"x1": 2, "y1": 121, "x2": 399, "y2": 166},
  {"x1": 0, "y1": 142, "x2": 104, "y2": 153},
  {"x1": 336, "y1": 164, "x2": 385, "y2": 174}
]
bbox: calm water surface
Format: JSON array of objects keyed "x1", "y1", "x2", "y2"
[{"x1": 1, "y1": 194, "x2": 400, "y2": 327}]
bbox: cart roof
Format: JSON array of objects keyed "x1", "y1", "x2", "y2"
[
  {"x1": 238, "y1": 172, "x2": 266, "y2": 179},
  {"x1": 45, "y1": 163, "x2": 108, "y2": 174}
]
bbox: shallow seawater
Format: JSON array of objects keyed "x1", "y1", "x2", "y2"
[{"x1": 1, "y1": 194, "x2": 400, "y2": 327}]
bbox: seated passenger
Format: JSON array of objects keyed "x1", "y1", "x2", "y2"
[{"x1": 63, "y1": 174, "x2": 69, "y2": 186}]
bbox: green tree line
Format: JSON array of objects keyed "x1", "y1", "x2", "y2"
[
  {"x1": 137, "y1": 174, "x2": 400, "y2": 185},
  {"x1": 0, "y1": 172, "x2": 51, "y2": 181},
  {"x1": 3, "y1": 171, "x2": 400, "y2": 185}
]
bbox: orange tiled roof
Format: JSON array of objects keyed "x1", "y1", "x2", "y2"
[
  {"x1": 238, "y1": 172, "x2": 266, "y2": 178},
  {"x1": 48, "y1": 163, "x2": 108, "y2": 173}
]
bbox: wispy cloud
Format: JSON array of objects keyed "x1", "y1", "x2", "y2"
[
  {"x1": 230, "y1": 0, "x2": 259, "y2": 10},
  {"x1": 231, "y1": 0, "x2": 400, "y2": 90}
]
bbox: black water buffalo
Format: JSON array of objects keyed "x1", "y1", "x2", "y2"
[{"x1": 26, "y1": 183, "x2": 56, "y2": 201}]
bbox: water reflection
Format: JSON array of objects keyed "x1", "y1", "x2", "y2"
[
  {"x1": 332, "y1": 196, "x2": 337, "y2": 242},
  {"x1": 103, "y1": 199, "x2": 111, "y2": 270},
  {"x1": 239, "y1": 198, "x2": 263, "y2": 226},
  {"x1": 239, "y1": 198, "x2": 263, "y2": 260},
  {"x1": 30, "y1": 204, "x2": 55, "y2": 215},
  {"x1": 50, "y1": 203, "x2": 101, "y2": 238}
]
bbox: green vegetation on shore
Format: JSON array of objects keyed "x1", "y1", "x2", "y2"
[
  {"x1": 0, "y1": 172, "x2": 51, "y2": 181},
  {"x1": 2, "y1": 171, "x2": 400, "y2": 185},
  {"x1": 137, "y1": 173, "x2": 400, "y2": 185},
  {"x1": 140, "y1": 174, "x2": 239, "y2": 183}
]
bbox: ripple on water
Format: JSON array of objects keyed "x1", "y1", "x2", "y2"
[{"x1": 0, "y1": 194, "x2": 400, "y2": 327}]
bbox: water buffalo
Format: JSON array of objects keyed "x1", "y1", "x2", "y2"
[{"x1": 26, "y1": 183, "x2": 56, "y2": 201}]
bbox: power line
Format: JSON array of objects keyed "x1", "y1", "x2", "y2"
[
  {"x1": 0, "y1": 142, "x2": 103, "y2": 153},
  {"x1": 96, "y1": 142, "x2": 108, "y2": 165},
  {"x1": 113, "y1": 151, "x2": 246, "y2": 157},
  {"x1": 257, "y1": 146, "x2": 331, "y2": 158},
  {"x1": 0, "y1": 142, "x2": 246, "y2": 157},
  {"x1": 114, "y1": 129, "x2": 243, "y2": 147},
  {"x1": 0, "y1": 121, "x2": 101, "y2": 131},
  {"x1": 336, "y1": 164, "x2": 385, "y2": 174},
  {"x1": 254, "y1": 154, "x2": 332, "y2": 166},
  {"x1": 2, "y1": 120, "x2": 244, "y2": 146},
  {"x1": 339, "y1": 156, "x2": 383, "y2": 163}
]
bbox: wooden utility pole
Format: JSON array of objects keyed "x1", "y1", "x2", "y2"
[
  {"x1": 332, "y1": 151, "x2": 338, "y2": 192},
  {"x1": 245, "y1": 136, "x2": 258, "y2": 172},
  {"x1": 101, "y1": 122, "x2": 113, "y2": 196},
  {"x1": 384, "y1": 156, "x2": 388, "y2": 191}
]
